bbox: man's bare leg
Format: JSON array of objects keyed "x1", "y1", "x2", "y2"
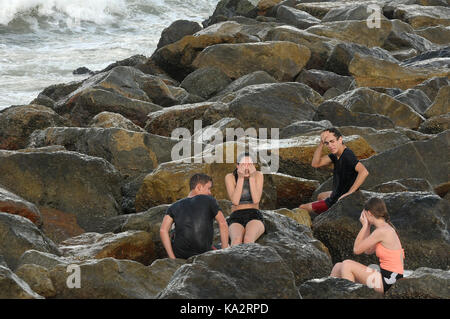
[
  {"x1": 299, "y1": 191, "x2": 332, "y2": 213},
  {"x1": 317, "y1": 191, "x2": 332, "y2": 201}
]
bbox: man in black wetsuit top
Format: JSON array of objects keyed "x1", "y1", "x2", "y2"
[
  {"x1": 300, "y1": 127, "x2": 369, "y2": 214},
  {"x1": 160, "y1": 173, "x2": 229, "y2": 259}
]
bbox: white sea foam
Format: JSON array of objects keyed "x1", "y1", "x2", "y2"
[{"x1": 0, "y1": 0, "x2": 128, "y2": 26}]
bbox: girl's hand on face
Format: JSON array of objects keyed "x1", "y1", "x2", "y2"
[
  {"x1": 237, "y1": 163, "x2": 246, "y2": 178},
  {"x1": 360, "y1": 210, "x2": 369, "y2": 227},
  {"x1": 364, "y1": 211, "x2": 371, "y2": 226},
  {"x1": 248, "y1": 163, "x2": 257, "y2": 176}
]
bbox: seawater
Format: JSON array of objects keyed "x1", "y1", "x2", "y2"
[{"x1": 0, "y1": 0, "x2": 220, "y2": 110}]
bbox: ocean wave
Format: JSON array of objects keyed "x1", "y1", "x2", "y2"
[
  {"x1": 0, "y1": 0, "x2": 219, "y2": 109},
  {"x1": 0, "y1": 0, "x2": 218, "y2": 33},
  {"x1": 0, "y1": 0, "x2": 130, "y2": 28}
]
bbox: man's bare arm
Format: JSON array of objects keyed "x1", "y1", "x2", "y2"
[
  {"x1": 160, "y1": 215, "x2": 176, "y2": 259},
  {"x1": 312, "y1": 132, "x2": 332, "y2": 168},
  {"x1": 215, "y1": 211, "x2": 229, "y2": 249},
  {"x1": 338, "y1": 162, "x2": 369, "y2": 200}
]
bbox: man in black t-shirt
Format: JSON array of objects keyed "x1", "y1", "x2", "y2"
[
  {"x1": 160, "y1": 173, "x2": 229, "y2": 259},
  {"x1": 299, "y1": 128, "x2": 369, "y2": 214}
]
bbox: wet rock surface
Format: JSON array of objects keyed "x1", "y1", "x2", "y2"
[{"x1": 0, "y1": 0, "x2": 448, "y2": 299}]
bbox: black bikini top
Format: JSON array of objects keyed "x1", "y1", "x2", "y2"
[{"x1": 238, "y1": 178, "x2": 253, "y2": 204}]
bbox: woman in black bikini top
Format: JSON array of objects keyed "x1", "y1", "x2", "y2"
[{"x1": 224, "y1": 152, "x2": 265, "y2": 246}]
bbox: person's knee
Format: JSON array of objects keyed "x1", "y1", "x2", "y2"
[
  {"x1": 334, "y1": 262, "x2": 343, "y2": 269},
  {"x1": 341, "y1": 259, "x2": 354, "y2": 270},
  {"x1": 331, "y1": 262, "x2": 343, "y2": 275},
  {"x1": 318, "y1": 191, "x2": 332, "y2": 201},
  {"x1": 243, "y1": 224, "x2": 264, "y2": 244},
  {"x1": 231, "y1": 236, "x2": 243, "y2": 246},
  {"x1": 243, "y1": 232, "x2": 258, "y2": 243}
]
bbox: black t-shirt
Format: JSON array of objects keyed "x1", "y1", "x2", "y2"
[
  {"x1": 325, "y1": 147, "x2": 359, "y2": 207},
  {"x1": 166, "y1": 194, "x2": 221, "y2": 259}
]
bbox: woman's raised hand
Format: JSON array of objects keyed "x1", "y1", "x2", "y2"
[
  {"x1": 248, "y1": 163, "x2": 257, "y2": 177},
  {"x1": 237, "y1": 163, "x2": 246, "y2": 178},
  {"x1": 359, "y1": 210, "x2": 369, "y2": 227}
]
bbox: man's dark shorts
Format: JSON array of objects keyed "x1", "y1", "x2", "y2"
[{"x1": 311, "y1": 199, "x2": 329, "y2": 214}]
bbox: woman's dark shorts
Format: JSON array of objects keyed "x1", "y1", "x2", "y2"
[
  {"x1": 380, "y1": 267, "x2": 403, "y2": 292},
  {"x1": 227, "y1": 208, "x2": 265, "y2": 230}
]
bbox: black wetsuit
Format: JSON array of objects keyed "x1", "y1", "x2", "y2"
[
  {"x1": 325, "y1": 147, "x2": 359, "y2": 207},
  {"x1": 166, "y1": 194, "x2": 221, "y2": 259}
]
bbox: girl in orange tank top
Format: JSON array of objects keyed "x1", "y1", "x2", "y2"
[
  {"x1": 376, "y1": 242, "x2": 405, "y2": 274},
  {"x1": 330, "y1": 197, "x2": 405, "y2": 293}
]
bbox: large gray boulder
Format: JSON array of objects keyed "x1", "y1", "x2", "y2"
[
  {"x1": 192, "y1": 41, "x2": 311, "y2": 82},
  {"x1": 386, "y1": 267, "x2": 450, "y2": 299},
  {"x1": 17, "y1": 250, "x2": 77, "y2": 271},
  {"x1": 0, "y1": 186, "x2": 42, "y2": 227},
  {"x1": 313, "y1": 101, "x2": 395, "y2": 129},
  {"x1": 393, "y1": 89, "x2": 432, "y2": 115},
  {"x1": 330, "y1": 88, "x2": 425, "y2": 129},
  {"x1": 0, "y1": 213, "x2": 60, "y2": 270},
  {"x1": 369, "y1": 178, "x2": 434, "y2": 194},
  {"x1": 225, "y1": 82, "x2": 320, "y2": 129},
  {"x1": 415, "y1": 25, "x2": 450, "y2": 45},
  {"x1": 28, "y1": 127, "x2": 177, "y2": 179},
  {"x1": 296, "y1": 69, "x2": 355, "y2": 96},
  {"x1": 0, "y1": 265, "x2": 44, "y2": 299},
  {"x1": 202, "y1": 0, "x2": 258, "y2": 27},
  {"x1": 157, "y1": 244, "x2": 301, "y2": 299},
  {"x1": 0, "y1": 149, "x2": 123, "y2": 242},
  {"x1": 102, "y1": 205, "x2": 170, "y2": 259},
  {"x1": 391, "y1": 4, "x2": 450, "y2": 29},
  {"x1": 325, "y1": 42, "x2": 398, "y2": 76},
  {"x1": 15, "y1": 264, "x2": 56, "y2": 298},
  {"x1": 89, "y1": 111, "x2": 146, "y2": 132},
  {"x1": 59, "y1": 87, "x2": 161, "y2": 128},
  {"x1": 258, "y1": 211, "x2": 333, "y2": 285},
  {"x1": 322, "y1": 4, "x2": 388, "y2": 23},
  {"x1": 280, "y1": 120, "x2": 333, "y2": 139},
  {"x1": 299, "y1": 277, "x2": 383, "y2": 299},
  {"x1": 180, "y1": 67, "x2": 232, "y2": 99},
  {"x1": 157, "y1": 20, "x2": 202, "y2": 49},
  {"x1": 264, "y1": 25, "x2": 338, "y2": 70},
  {"x1": 213, "y1": 71, "x2": 278, "y2": 98},
  {"x1": 144, "y1": 101, "x2": 232, "y2": 137},
  {"x1": 413, "y1": 76, "x2": 449, "y2": 102},
  {"x1": 424, "y1": 85, "x2": 450, "y2": 118},
  {"x1": 58, "y1": 231, "x2": 156, "y2": 266},
  {"x1": 336, "y1": 126, "x2": 413, "y2": 154},
  {"x1": 54, "y1": 66, "x2": 164, "y2": 126},
  {"x1": 276, "y1": 5, "x2": 321, "y2": 29},
  {"x1": 49, "y1": 257, "x2": 185, "y2": 299},
  {"x1": 0, "y1": 104, "x2": 69, "y2": 151},
  {"x1": 360, "y1": 131, "x2": 448, "y2": 190}
]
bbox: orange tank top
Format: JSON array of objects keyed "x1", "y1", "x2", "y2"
[{"x1": 376, "y1": 242, "x2": 405, "y2": 274}]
